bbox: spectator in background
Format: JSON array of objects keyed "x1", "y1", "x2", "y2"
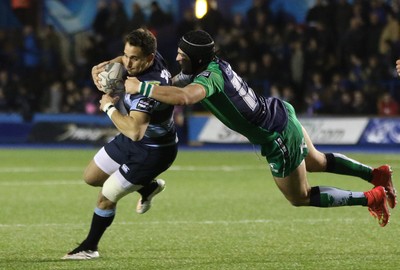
[
  {"x1": 334, "y1": 0, "x2": 353, "y2": 41},
  {"x1": 92, "y1": 0, "x2": 109, "y2": 42},
  {"x1": 362, "y1": 55, "x2": 388, "y2": 83},
  {"x1": 338, "y1": 16, "x2": 367, "y2": 69},
  {"x1": 0, "y1": 69, "x2": 17, "y2": 111},
  {"x1": 105, "y1": 0, "x2": 129, "y2": 56},
  {"x1": 82, "y1": 85, "x2": 100, "y2": 115},
  {"x1": 39, "y1": 24, "x2": 61, "y2": 83},
  {"x1": 366, "y1": 11, "x2": 384, "y2": 56},
  {"x1": 63, "y1": 79, "x2": 83, "y2": 113},
  {"x1": 20, "y1": 24, "x2": 42, "y2": 112},
  {"x1": 199, "y1": 0, "x2": 225, "y2": 37},
  {"x1": 127, "y1": 3, "x2": 146, "y2": 31},
  {"x1": 352, "y1": 90, "x2": 374, "y2": 115},
  {"x1": 176, "y1": 8, "x2": 198, "y2": 41},
  {"x1": 377, "y1": 92, "x2": 399, "y2": 116},
  {"x1": 11, "y1": 0, "x2": 36, "y2": 27},
  {"x1": 15, "y1": 84, "x2": 34, "y2": 121},
  {"x1": 1, "y1": 0, "x2": 400, "y2": 117},
  {"x1": 304, "y1": 37, "x2": 325, "y2": 78},
  {"x1": 246, "y1": 0, "x2": 272, "y2": 29},
  {"x1": 45, "y1": 80, "x2": 63, "y2": 114},
  {"x1": 0, "y1": 88, "x2": 7, "y2": 111},
  {"x1": 289, "y1": 39, "x2": 305, "y2": 93},
  {"x1": 305, "y1": 91, "x2": 324, "y2": 116},
  {"x1": 337, "y1": 91, "x2": 354, "y2": 114},
  {"x1": 148, "y1": 1, "x2": 172, "y2": 32},
  {"x1": 379, "y1": 10, "x2": 400, "y2": 56}
]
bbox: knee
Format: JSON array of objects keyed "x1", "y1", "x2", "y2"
[
  {"x1": 284, "y1": 191, "x2": 311, "y2": 207},
  {"x1": 98, "y1": 194, "x2": 117, "y2": 209},
  {"x1": 305, "y1": 151, "x2": 327, "y2": 172},
  {"x1": 83, "y1": 176, "x2": 99, "y2": 186},
  {"x1": 83, "y1": 170, "x2": 106, "y2": 187}
]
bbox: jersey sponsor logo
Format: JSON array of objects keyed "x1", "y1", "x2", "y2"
[
  {"x1": 197, "y1": 71, "x2": 211, "y2": 78},
  {"x1": 137, "y1": 98, "x2": 155, "y2": 110}
]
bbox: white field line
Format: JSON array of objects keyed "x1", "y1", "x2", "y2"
[
  {"x1": 0, "y1": 218, "x2": 357, "y2": 228},
  {"x1": 0, "y1": 165, "x2": 266, "y2": 174}
]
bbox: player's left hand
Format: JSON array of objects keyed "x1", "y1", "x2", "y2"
[
  {"x1": 92, "y1": 61, "x2": 109, "y2": 90},
  {"x1": 99, "y1": 94, "x2": 119, "y2": 111},
  {"x1": 125, "y1": 77, "x2": 140, "y2": 94}
]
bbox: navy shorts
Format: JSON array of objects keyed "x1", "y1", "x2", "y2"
[{"x1": 105, "y1": 134, "x2": 178, "y2": 185}]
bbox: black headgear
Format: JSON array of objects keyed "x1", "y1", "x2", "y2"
[{"x1": 178, "y1": 30, "x2": 215, "y2": 72}]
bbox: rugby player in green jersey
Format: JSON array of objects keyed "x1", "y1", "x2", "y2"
[{"x1": 126, "y1": 30, "x2": 396, "y2": 227}]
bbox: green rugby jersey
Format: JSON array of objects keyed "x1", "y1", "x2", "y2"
[{"x1": 192, "y1": 58, "x2": 289, "y2": 145}]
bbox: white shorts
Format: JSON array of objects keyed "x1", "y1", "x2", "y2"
[{"x1": 94, "y1": 147, "x2": 120, "y2": 175}]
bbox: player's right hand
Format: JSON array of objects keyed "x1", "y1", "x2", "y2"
[{"x1": 91, "y1": 61, "x2": 109, "y2": 90}]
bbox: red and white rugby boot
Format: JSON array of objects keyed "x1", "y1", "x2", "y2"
[
  {"x1": 364, "y1": 186, "x2": 390, "y2": 227},
  {"x1": 371, "y1": 165, "x2": 397, "y2": 209}
]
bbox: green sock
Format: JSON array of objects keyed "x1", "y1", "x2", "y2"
[{"x1": 325, "y1": 153, "x2": 373, "y2": 182}]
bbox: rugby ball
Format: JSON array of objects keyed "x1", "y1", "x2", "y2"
[{"x1": 98, "y1": 62, "x2": 125, "y2": 94}]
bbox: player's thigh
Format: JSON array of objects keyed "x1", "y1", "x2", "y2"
[
  {"x1": 84, "y1": 147, "x2": 119, "y2": 186},
  {"x1": 274, "y1": 160, "x2": 311, "y2": 206},
  {"x1": 83, "y1": 159, "x2": 110, "y2": 186},
  {"x1": 302, "y1": 126, "x2": 327, "y2": 172}
]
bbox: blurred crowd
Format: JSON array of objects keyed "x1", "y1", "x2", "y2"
[{"x1": 1, "y1": 0, "x2": 400, "y2": 121}]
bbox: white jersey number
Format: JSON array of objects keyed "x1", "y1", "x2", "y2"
[{"x1": 230, "y1": 70, "x2": 257, "y2": 110}]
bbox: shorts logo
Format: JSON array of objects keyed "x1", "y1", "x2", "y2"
[
  {"x1": 269, "y1": 163, "x2": 278, "y2": 173},
  {"x1": 121, "y1": 164, "x2": 130, "y2": 173}
]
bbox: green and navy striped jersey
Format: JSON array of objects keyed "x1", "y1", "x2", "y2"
[{"x1": 192, "y1": 58, "x2": 288, "y2": 145}]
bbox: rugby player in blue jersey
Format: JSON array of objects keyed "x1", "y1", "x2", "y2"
[
  {"x1": 63, "y1": 29, "x2": 178, "y2": 259},
  {"x1": 126, "y1": 30, "x2": 396, "y2": 227}
]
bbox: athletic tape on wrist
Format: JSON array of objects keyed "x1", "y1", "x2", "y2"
[
  {"x1": 106, "y1": 107, "x2": 117, "y2": 118},
  {"x1": 139, "y1": 82, "x2": 154, "y2": 97},
  {"x1": 103, "y1": 102, "x2": 116, "y2": 118},
  {"x1": 102, "y1": 102, "x2": 114, "y2": 113}
]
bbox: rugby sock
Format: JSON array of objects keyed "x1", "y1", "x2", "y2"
[
  {"x1": 310, "y1": 186, "x2": 367, "y2": 207},
  {"x1": 81, "y1": 207, "x2": 116, "y2": 250},
  {"x1": 325, "y1": 153, "x2": 373, "y2": 181},
  {"x1": 137, "y1": 181, "x2": 158, "y2": 200}
]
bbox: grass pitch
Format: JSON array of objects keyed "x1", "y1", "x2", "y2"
[{"x1": 0, "y1": 148, "x2": 399, "y2": 270}]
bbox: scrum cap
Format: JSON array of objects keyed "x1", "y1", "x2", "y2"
[{"x1": 178, "y1": 30, "x2": 215, "y2": 71}]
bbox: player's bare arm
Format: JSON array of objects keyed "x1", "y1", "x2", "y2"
[
  {"x1": 99, "y1": 93, "x2": 150, "y2": 141},
  {"x1": 125, "y1": 76, "x2": 206, "y2": 105}
]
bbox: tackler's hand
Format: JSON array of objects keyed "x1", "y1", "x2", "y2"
[{"x1": 125, "y1": 77, "x2": 141, "y2": 95}]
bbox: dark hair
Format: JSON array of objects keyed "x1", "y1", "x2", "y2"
[
  {"x1": 124, "y1": 28, "x2": 157, "y2": 56},
  {"x1": 178, "y1": 30, "x2": 215, "y2": 71}
]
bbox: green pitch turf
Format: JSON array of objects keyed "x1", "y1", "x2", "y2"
[{"x1": 0, "y1": 148, "x2": 399, "y2": 270}]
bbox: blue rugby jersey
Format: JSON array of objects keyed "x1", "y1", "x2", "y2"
[{"x1": 123, "y1": 52, "x2": 177, "y2": 146}]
